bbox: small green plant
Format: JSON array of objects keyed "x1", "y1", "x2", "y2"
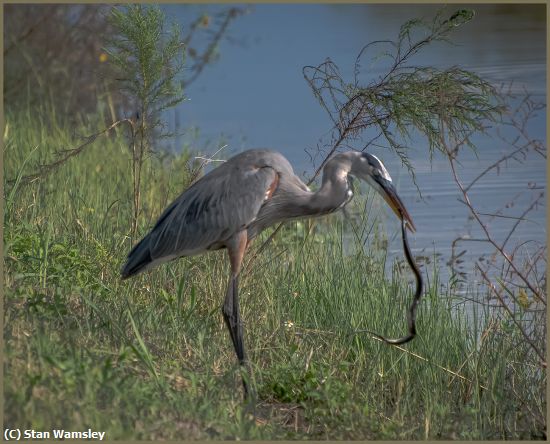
[{"x1": 106, "y1": 5, "x2": 186, "y2": 237}]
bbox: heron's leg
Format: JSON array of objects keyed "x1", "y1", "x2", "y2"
[
  {"x1": 223, "y1": 274, "x2": 247, "y2": 364},
  {"x1": 222, "y1": 231, "x2": 251, "y2": 398}
]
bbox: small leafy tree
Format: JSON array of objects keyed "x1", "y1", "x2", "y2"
[
  {"x1": 302, "y1": 9, "x2": 504, "y2": 186},
  {"x1": 106, "y1": 5, "x2": 186, "y2": 237}
]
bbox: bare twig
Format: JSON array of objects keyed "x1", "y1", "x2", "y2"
[
  {"x1": 501, "y1": 192, "x2": 545, "y2": 251},
  {"x1": 465, "y1": 144, "x2": 533, "y2": 193},
  {"x1": 446, "y1": 146, "x2": 544, "y2": 304},
  {"x1": 188, "y1": 144, "x2": 228, "y2": 185},
  {"x1": 182, "y1": 8, "x2": 245, "y2": 89},
  {"x1": 476, "y1": 265, "x2": 546, "y2": 367},
  {"x1": 6, "y1": 119, "x2": 133, "y2": 186}
]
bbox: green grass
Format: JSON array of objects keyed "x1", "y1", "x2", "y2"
[{"x1": 4, "y1": 107, "x2": 546, "y2": 440}]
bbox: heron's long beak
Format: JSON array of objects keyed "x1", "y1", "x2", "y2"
[{"x1": 374, "y1": 177, "x2": 416, "y2": 233}]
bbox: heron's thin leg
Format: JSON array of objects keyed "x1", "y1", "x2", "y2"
[
  {"x1": 223, "y1": 274, "x2": 247, "y2": 364},
  {"x1": 222, "y1": 231, "x2": 251, "y2": 398}
]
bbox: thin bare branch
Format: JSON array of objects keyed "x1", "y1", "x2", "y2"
[
  {"x1": 447, "y1": 148, "x2": 544, "y2": 304},
  {"x1": 476, "y1": 264, "x2": 546, "y2": 367},
  {"x1": 6, "y1": 119, "x2": 133, "y2": 186}
]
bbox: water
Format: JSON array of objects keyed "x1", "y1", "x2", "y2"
[{"x1": 160, "y1": 4, "x2": 546, "y2": 287}]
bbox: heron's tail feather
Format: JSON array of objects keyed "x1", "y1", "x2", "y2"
[{"x1": 121, "y1": 235, "x2": 153, "y2": 279}]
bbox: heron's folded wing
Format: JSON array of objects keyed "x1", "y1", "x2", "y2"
[{"x1": 147, "y1": 164, "x2": 278, "y2": 260}]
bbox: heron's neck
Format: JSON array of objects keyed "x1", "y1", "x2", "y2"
[{"x1": 301, "y1": 162, "x2": 353, "y2": 216}]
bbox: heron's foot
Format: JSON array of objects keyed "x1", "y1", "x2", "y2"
[{"x1": 242, "y1": 384, "x2": 257, "y2": 420}]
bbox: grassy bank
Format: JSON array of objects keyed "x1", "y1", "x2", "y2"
[{"x1": 4, "y1": 108, "x2": 546, "y2": 439}]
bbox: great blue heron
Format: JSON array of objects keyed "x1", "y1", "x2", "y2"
[{"x1": 121, "y1": 149, "x2": 419, "y2": 398}]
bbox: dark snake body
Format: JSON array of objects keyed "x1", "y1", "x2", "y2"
[{"x1": 364, "y1": 217, "x2": 424, "y2": 345}]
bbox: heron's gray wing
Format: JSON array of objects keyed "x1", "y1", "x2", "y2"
[{"x1": 147, "y1": 164, "x2": 278, "y2": 261}]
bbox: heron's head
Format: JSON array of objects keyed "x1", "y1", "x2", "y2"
[{"x1": 351, "y1": 152, "x2": 416, "y2": 232}]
